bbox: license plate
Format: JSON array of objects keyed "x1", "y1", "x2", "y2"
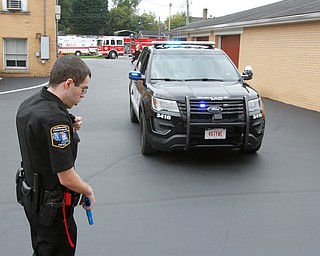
[{"x1": 205, "y1": 128, "x2": 226, "y2": 139}]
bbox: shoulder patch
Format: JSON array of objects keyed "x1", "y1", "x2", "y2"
[{"x1": 50, "y1": 125, "x2": 71, "y2": 148}]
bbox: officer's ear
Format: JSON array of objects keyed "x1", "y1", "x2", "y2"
[{"x1": 64, "y1": 78, "x2": 74, "y2": 89}]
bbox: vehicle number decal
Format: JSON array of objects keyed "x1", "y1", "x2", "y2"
[
  {"x1": 253, "y1": 113, "x2": 262, "y2": 119},
  {"x1": 157, "y1": 113, "x2": 171, "y2": 120}
]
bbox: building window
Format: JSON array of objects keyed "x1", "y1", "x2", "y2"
[
  {"x1": 7, "y1": 0, "x2": 22, "y2": 10},
  {"x1": 2, "y1": 0, "x2": 27, "y2": 11},
  {"x1": 4, "y1": 39, "x2": 28, "y2": 69}
]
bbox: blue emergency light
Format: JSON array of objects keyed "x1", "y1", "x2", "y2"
[{"x1": 199, "y1": 101, "x2": 206, "y2": 108}]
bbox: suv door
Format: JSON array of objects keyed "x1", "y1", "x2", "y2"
[{"x1": 129, "y1": 48, "x2": 150, "y2": 122}]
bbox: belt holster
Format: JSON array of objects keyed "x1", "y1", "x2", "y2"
[{"x1": 15, "y1": 167, "x2": 25, "y2": 205}]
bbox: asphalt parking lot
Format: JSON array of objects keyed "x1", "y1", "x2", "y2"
[{"x1": 1, "y1": 58, "x2": 320, "y2": 256}]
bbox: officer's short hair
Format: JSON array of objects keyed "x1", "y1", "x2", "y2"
[{"x1": 49, "y1": 55, "x2": 92, "y2": 87}]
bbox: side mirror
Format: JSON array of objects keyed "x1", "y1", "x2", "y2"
[
  {"x1": 129, "y1": 71, "x2": 144, "y2": 81},
  {"x1": 242, "y1": 65, "x2": 253, "y2": 80}
]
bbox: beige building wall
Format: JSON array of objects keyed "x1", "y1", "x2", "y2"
[
  {"x1": 0, "y1": 0, "x2": 57, "y2": 77},
  {"x1": 239, "y1": 21, "x2": 320, "y2": 112}
]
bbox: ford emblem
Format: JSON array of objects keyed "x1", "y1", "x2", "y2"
[{"x1": 207, "y1": 106, "x2": 223, "y2": 113}]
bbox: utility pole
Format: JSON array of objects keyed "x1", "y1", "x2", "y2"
[
  {"x1": 158, "y1": 16, "x2": 161, "y2": 38},
  {"x1": 169, "y1": 3, "x2": 172, "y2": 30},
  {"x1": 186, "y1": 0, "x2": 189, "y2": 26}
]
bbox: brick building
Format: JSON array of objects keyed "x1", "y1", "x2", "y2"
[
  {"x1": 167, "y1": 0, "x2": 320, "y2": 112},
  {"x1": 0, "y1": 0, "x2": 58, "y2": 77}
]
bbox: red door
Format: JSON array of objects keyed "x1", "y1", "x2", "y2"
[{"x1": 221, "y1": 35, "x2": 240, "y2": 67}]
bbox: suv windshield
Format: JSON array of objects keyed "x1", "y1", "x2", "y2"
[{"x1": 150, "y1": 54, "x2": 240, "y2": 82}]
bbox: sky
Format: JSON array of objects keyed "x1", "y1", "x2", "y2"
[{"x1": 137, "y1": 0, "x2": 282, "y2": 21}]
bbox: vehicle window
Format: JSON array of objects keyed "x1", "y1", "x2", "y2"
[
  {"x1": 116, "y1": 40, "x2": 123, "y2": 45},
  {"x1": 136, "y1": 59, "x2": 142, "y2": 71},
  {"x1": 138, "y1": 50, "x2": 150, "y2": 75},
  {"x1": 111, "y1": 40, "x2": 115, "y2": 46},
  {"x1": 150, "y1": 54, "x2": 240, "y2": 81}
]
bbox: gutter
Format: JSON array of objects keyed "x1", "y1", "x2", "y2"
[{"x1": 168, "y1": 12, "x2": 320, "y2": 36}]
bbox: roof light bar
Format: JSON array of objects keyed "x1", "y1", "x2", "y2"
[{"x1": 152, "y1": 41, "x2": 215, "y2": 48}]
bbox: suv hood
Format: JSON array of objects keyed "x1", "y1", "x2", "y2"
[{"x1": 151, "y1": 81, "x2": 258, "y2": 101}]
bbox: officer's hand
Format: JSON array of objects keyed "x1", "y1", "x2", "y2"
[
  {"x1": 74, "y1": 116, "x2": 82, "y2": 130},
  {"x1": 80, "y1": 193, "x2": 95, "y2": 210}
]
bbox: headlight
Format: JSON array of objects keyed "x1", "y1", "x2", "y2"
[
  {"x1": 248, "y1": 98, "x2": 262, "y2": 112},
  {"x1": 152, "y1": 96, "x2": 179, "y2": 113}
]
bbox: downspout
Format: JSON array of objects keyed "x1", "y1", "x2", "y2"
[{"x1": 44, "y1": 0, "x2": 46, "y2": 35}]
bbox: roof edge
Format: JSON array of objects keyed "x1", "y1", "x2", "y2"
[{"x1": 169, "y1": 12, "x2": 320, "y2": 35}]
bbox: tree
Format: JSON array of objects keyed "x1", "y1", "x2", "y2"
[
  {"x1": 164, "y1": 12, "x2": 189, "y2": 30},
  {"x1": 136, "y1": 12, "x2": 159, "y2": 31},
  {"x1": 70, "y1": 0, "x2": 108, "y2": 35},
  {"x1": 105, "y1": 6, "x2": 159, "y2": 35},
  {"x1": 59, "y1": 0, "x2": 163, "y2": 36},
  {"x1": 105, "y1": 6, "x2": 135, "y2": 35},
  {"x1": 112, "y1": 0, "x2": 141, "y2": 9},
  {"x1": 58, "y1": 0, "x2": 73, "y2": 34}
]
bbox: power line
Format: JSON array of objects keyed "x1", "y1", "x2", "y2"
[{"x1": 140, "y1": 0, "x2": 180, "y2": 8}]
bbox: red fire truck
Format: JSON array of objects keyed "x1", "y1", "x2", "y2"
[
  {"x1": 97, "y1": 36, "x2": 166, "y2": 59},
  {"x1": 129, "y1": 38, "x2": 166, "y2": 55},
  {"x1": 97, "y1": 36, "x2": 126, "y2": 59}
]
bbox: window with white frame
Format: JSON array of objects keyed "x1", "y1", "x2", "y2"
[
  {"x1": 4, "y1": 39, "x2": 28, "y2": 69},
  {"x1": 2, "y1": 0, "x2": 27, "y2": 11}
]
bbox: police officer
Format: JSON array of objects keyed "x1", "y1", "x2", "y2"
[{"x1": 16, "y1": 55, "x2": 95, "y2": 256}]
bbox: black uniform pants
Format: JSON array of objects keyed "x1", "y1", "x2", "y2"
[{"x1": 22, "y1": 196, "x2": 77, "y2": 256}]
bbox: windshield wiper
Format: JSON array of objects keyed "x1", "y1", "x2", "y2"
[
  {"x1": 184, "y1": 78, "x2": 225, "y2": 82},
  {"x1": 150, "y1": 78, "x2": 185, "y2": 81}
]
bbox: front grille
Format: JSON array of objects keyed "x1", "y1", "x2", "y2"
[{"x1": 177, "y1": 98, "x2": 245, "y2": 123}]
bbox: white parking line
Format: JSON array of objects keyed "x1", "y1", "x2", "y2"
[{"x1": 0, "y1": 81, "x2": 48, "y2": 95}]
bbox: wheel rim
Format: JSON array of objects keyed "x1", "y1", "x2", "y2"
[{"x1": 110, "y1": 52, "x2": 116, "y2": 59}]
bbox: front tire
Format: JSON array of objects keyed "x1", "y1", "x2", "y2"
[
  {"x1": 109, "y1": 51, "x2": 117, "y2": 59},
  {"x1": 241, "y1": 142, "x2": 262, "y2": 153},
  {"x1": 140, "y1": 114, "x2": 156, "y2": 155}
]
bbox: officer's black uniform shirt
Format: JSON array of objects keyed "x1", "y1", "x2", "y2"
[{"x1": 16, "y1": 87, "x2": 80, "y2": 191}]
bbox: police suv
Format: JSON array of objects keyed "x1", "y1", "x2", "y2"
[{"x1": 128, "y1": 41, "x2": 265, "y2": 155}]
